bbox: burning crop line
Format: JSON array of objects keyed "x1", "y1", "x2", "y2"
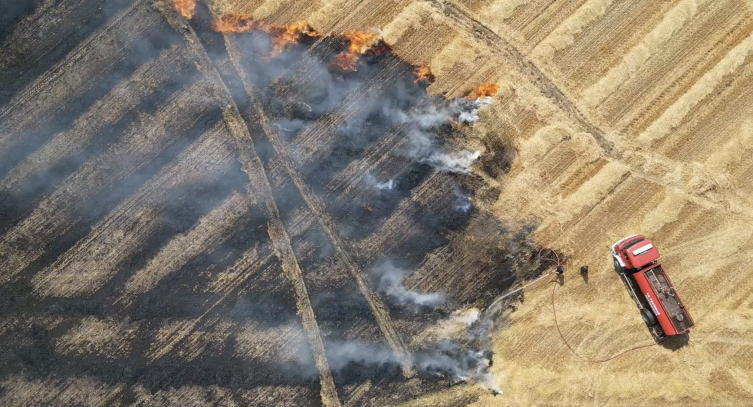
[
  {"x1": 465, "y1": 83, "x2": 499, "y2": 100},
  {"x1": 414, "y1": 64, "x2": 435, "y2": 84},
  {"x1": 211, "y1": 13, "x2": 324, "y2": 56},
  {"x1": 206, "y1": 12, "x2": 391, "y2": 63},
  {"x1": 172, "y1": 4, "x2": 502, "y2": 100},
  {"x1": 186, "y1": 8, "x2": 399, "y2": 70},
  {"x1": 172, "y1": 0, "x2": 196, "y2": 19}
]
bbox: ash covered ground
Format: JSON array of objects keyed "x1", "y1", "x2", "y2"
[{"x1": 0, "y1": 1, "x2": 552, "y2": 405}]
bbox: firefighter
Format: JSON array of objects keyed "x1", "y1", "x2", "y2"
[{"x1": 580, "y1": 265, "x2": 589, "y2": 274}]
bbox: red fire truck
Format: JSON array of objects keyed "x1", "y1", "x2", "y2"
[{"x1": 611, "y1": 235, "x2": 694, "y2": 339}]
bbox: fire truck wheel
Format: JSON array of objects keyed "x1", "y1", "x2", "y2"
[
  {"x1": 641, "y1": 309, "x2": 657, "y2": 326},
  {"x1": 613, "y1": 258, "x2": 625, "y2": 274}
]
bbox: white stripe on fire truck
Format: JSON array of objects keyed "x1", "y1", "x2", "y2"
[{"x1": 633, "y1": 243, "x2": 654, "y2": 255}]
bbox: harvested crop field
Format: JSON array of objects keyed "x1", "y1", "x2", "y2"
[{"x1": 1, "y1": 0, "x2": 752, "y2": 406}]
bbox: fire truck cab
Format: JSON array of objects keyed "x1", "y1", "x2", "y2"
[{"x1": 611, "y1": 235, "x2": 694, "y2": 339}]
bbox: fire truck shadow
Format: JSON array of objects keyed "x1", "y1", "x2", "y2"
[{"x1": 659, "y1": 333, "x2": 690, "y2": 350}]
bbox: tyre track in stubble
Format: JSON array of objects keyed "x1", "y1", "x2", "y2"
[
  {"x1": 220, "y1": 34, "x2": 418, "y2": 380},
  {"x1": 154, "y1": 3, "x2": 341, "y2": 406},
  {"x1": 423, "y1": 0, "x2": 614, "y2": 155}
]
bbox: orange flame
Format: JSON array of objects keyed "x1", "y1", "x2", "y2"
[
  {"x1": 173, "y1": 0, "x2": 196, "y2": 19},
  {"x1": 266, "y1": 22, "x2": 322, "y2": 53},
  {"x1": 363, "y1": 203, "x2": 373, "y2": 212},
  {"x1": 465, "y1": 82, "x2": 499, "y2": 99},
  {"x1": 414, "y1": 65, "x2": 434, "y2": 84},
  {"x1": 211, "y1": 12, "x2": 257, "y2": 33},
  {"x1": 330, "y1": 52, "x2": 360, "y2": 71},
  {"x1": 341, "y1": 31, "x2": 379, "y2": 54},
  {"x1": 364, "y1": 40, "x2": 392, "y2": 57},
  {"x1": 211, "y1": 14, "x2": 322, "y2": 55},
  {"x1": 210, "y1": 14, "x2": 389, "y2": 57}
]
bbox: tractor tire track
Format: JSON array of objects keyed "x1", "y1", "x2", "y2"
[
  {"x1": 423, "y1": 0, "x2": 614, "y2": 155},
  {"x1": 222, "y1": 33, "x2": 418, "y2": 380},
  {"x1": 154, "y1": 4, "x2": 341, "y2": 406},
  {"x1": 425, "y1": 0, "x2": 753, "y2": 221}
]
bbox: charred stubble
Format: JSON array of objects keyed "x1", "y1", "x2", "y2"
[{"x1": 0, "y1": 3, "x2": 553, "y2": 405}]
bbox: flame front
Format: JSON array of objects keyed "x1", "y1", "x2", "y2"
[
  {"x1": 173, "y1": 0, "x2": 196, "y2": 19},
  {"x1": 341, "y1": 31, "x2": 379, "y2": 54},
  {"x1": 211, "y1": 14, "x2": 322, "y2": 55},
  {"x1": 466, "y1": 83, "x2": 500, "y2": 99},
  {"x1": 414, "y1": 65, "x2": 434, "y2": 84},
  {"x1": 209, "y1": 14, "x2": 393, "y2": 60},
  {"x1": 268, "y1": 22, "x2": 322, "y2": 53},
  {"x1": 330, "y1": 52, "x2": 360, "y2": 71},
  {"x1": 211, "y1": 12, "x2": 257, "y2": 33}
]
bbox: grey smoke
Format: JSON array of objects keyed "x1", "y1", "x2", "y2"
[
  {"x1": 324, "y1": 340, "x2": 398, "y2": 371},
  {"x1": 417, "y1": 341, "x2": 490, "y2": 381},
  {"x1": 242, "y1": 31, "x2": 491, "y2": 175},
  {"x1": 372, "y1": 261, "x2": 445, "y2": 307},
  {"x1": 416, "y1": 306, "x2": 502, "y2": 392},
  {"x1": 237, "y1": 28, "x2": 501, "y2": 390}
]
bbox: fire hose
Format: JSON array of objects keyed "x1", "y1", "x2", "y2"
[
  {"x1": 486, "y1": 250, "x2": 659, "y2": 362},
  {"x1": 485, "y1": 271, "x2": 555, "y2": 311},
  {"x1": 550, "y1": 280, "x2": 658, "y2": 363}
]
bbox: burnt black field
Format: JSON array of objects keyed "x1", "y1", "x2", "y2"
[{"x1": 0, "y1": 2, "x2": 551, "y2": 405}]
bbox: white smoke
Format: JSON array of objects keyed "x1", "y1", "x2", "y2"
[
  {"x1": 457, "y1": 96, "x2": 493, "y2": 124},
  {"x1": 375, "y1": 179, "x2": 395, "y2": 190},
  {"x1": 395, "y1": 96, "x2": 492, "y2": 174},
  {"x1": 412, "y1": 305, "x2": 503, "y2": 393},
  {"x1": 372, "y1": 261, "x2": 445, "y2": 307},
  {"x1": 405, "y1": 129, "x2": 480, "y2": 175},
  {"x1": 242, "y1": 30, "x2": 501, "y2": 391},
  {"x1": 453, "y1": 187, "x2": 473, "y2": 213},
  {"x1": 453, "y1": 309, "x2": 480, "y2": 326},
  {"x1": 417, "y1": 342, "x2": 491, "y2": 382},
  {"x1": 363, "y1": 173, "x2": 395, "y2": 190},
  {"x1": 427, "y1": 150, "x2": 481, "y2": 175}
]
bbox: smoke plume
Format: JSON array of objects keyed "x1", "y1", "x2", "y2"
[
  {"x1": 323, "y1": 340, "x2": 399, "y2": 371},
  {"x1": 372, "y1": 261, "x2": 445, "y2": 307},
  {"x1": 363, "y1": 172, "x2": 396, "y2": 190}
]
